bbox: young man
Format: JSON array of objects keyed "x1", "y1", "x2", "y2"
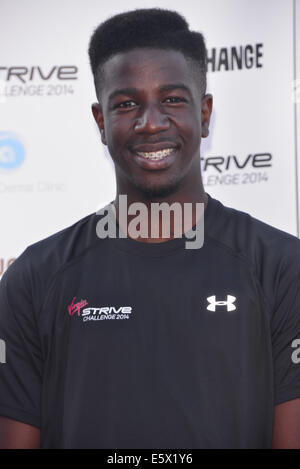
[{"x1": 0, "y1": 8, "x2": 300, "y2": 449}]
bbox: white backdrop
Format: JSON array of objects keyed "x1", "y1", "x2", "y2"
[{"x1": 0, "y1": 0, "x2": 299, "y2": 278}]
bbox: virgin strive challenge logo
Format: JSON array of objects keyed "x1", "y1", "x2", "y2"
[
  {"x1": 67, "y1": 297, "x2": 132, "y2": 322},
  {"x1": 0, "y1": 132, "x2": 25, "y2": 172}
]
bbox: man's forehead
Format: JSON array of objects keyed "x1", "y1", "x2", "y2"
[{"x1": 101, "y1": 48, "x2": 195, "y2": 92}]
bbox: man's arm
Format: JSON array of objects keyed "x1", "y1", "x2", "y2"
[
  {"x1": 272, "y1": 398, "x2": 300, "y2": 449},
  {"x1": 0, "y1": 258, "x2": 43, "y2": 448},
  {"x1": 0, "y1": 416, "x2": 40, "y2": 449}
]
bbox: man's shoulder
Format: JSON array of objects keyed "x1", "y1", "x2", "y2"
[
  {"x1": 1, "y1": 212, "x2": 101, "y2": 307},
  {"x1": 221, "y1": 200, "x2": 299, "y2": 243},
  {"x1": 208, "y1": 197, "x2": 300, "y2": 279},
  {"x1": 25, "y1": 211, "x2": 98, "y2": 264}
]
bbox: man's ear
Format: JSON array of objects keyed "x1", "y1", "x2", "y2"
[
  {"x1": 91, "y1": 102, "x2": 107, "y2": 145},
  {"x1": 201, "y1": 94, "x2": 213, "y2": 138}
]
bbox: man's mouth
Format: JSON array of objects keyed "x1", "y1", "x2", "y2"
[
  {"x1": 130, "y1": 146, "x2": 178, "y2": 171},
  {"x1": 129, "y1": 142, "x2": 179, "y2": 170},
  {"x1": 135, "y1": 148, "x2": 175, "y2": 161}
]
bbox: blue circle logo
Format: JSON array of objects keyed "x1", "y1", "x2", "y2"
[{"x1": 0, "y1": 132, "x2": 25, "y2": 172}]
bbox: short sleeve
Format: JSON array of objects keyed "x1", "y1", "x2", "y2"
[
  {"x1": 271, "y1": 273, "x2": 300, "y2": 406},
  {"x1": 0, "y1": 254, "x2": 42, "y2": 428}
]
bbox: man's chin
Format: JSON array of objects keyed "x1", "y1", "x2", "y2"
[{"x1": 133, "y1": 180, "x2": 181, "y2": 200}]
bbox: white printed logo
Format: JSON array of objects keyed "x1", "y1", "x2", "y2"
[
  {"x1": 81, "y1": 306, "x2": 132, "y2": 322},
  {"x1": 207, "y1": 295, "x2": 237, "y2": 312},
  {"x1": 67, "y1": 297, "x2": 133, "y2": 323}
]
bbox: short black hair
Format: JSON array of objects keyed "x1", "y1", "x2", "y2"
[{"x1": 88, "y1": 8, "x2": 207, "y2": 101}]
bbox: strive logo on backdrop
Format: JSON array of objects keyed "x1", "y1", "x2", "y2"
[
  {"x1": 201, "y1": 152, "x2": 273, "y2": 187},
  {"x1": 0, "y1": 65, "x2": 78, "y2": 99},
  {"x1": 0, "y1": 132, "x2": 25, "y2": 172}
]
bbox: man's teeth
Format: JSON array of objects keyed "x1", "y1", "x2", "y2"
[{"x1": 136, "y1": 148, "x2": 175, "y2": 160}]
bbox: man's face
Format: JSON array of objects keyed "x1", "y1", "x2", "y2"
[{"x1": 92, "y1": 48, "x2": 212, "y2": 198}]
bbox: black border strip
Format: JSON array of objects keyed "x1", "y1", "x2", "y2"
[{"x1": 293, "y1": 0, "x2": 299, "y2": 237}]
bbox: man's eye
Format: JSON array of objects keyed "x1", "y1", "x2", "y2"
[
  {"x1": 117, "y1": 100, "x2": 136, "y2": 108},
  {"x1": 164, "y1": 97, "x2": 185, "y2": 103}
]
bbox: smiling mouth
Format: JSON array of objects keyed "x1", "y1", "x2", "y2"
[{"x1": 135, "y1": 148, "x2": 175, "y2": 161}]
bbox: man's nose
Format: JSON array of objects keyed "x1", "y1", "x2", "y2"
[{"x1": 134, "y1": 104, "x2": 170, "y2": 133}]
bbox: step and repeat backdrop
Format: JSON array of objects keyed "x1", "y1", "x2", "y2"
[{"x1": 0, "y1": 0, "x2": 299, "y2": 277}]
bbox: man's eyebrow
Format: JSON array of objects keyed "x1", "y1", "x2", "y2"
[
  {"x1": 108, "y1": 87, "x2": 137, "y2": 102},
  {"x1": 159, "y1": 83, "x2": 192, "y2": 95},
  {"x1": 108, "y1": 84, "x2": 192, "y2": 102}
]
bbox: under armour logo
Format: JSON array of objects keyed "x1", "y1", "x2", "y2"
[{"x1": 207, "y1": 295, "x2": 237, "y2": 312}]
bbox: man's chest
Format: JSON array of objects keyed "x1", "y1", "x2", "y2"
[{"x1": 39, "y1": 252, "x2": 274, "y2": 448}]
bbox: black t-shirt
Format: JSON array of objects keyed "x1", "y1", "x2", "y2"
[{"x1": 1, "y1": 193, "x2": 300, "y2": 449}]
